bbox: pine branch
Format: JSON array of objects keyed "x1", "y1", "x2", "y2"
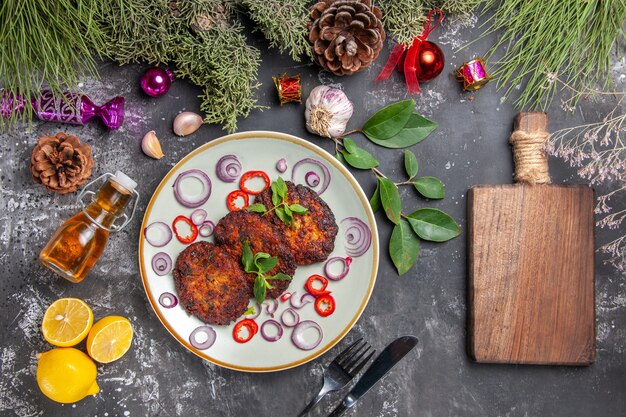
[
  {"x1": 242, "y1": 0, "x2": 311, "y2": 61},
  {"x1": 0, "y1": 0, "x2": 106, "y2": 128},
  {"x1": 377, "y1": 0, "x2": 427, "y2": 47}
]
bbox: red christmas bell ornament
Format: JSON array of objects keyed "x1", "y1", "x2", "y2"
[{"x1": 415, "y1": 41, "x2": 444, "y2": 82}]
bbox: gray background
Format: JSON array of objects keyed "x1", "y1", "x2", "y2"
[{"x1": 1, "y1": 14, "x2": 625, "y2": 417}]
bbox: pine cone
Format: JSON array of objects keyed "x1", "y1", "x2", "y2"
[
  {"x1": 31, "y1": 132, "x2": 93, "y2": 194},
  {"x1": 308, "y1": 0, "x2": 385, "y2": 76}
]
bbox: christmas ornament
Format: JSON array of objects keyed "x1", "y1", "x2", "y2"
[
  {"x1": 376, "y1": 9, "x2": 444, "y2": 93},
  {"x1": 308, "y1": 0, "x2": 385, "y2": 76},
  {"x1": 31, "y1": 132, "x2": 94, "y2": 194},
  {"x1": 455, "y1": 58, "x2": 493, "y2": 91},
  {"x1": 305, "y1": 85, "x2": 353, "y2": 138},
  {"x1": 1, "y1": 90, "x2": 124, "y2": 129},
  {"x1": 273, "y1": 74, "x2": 302, "y2": 105},
  {"x1": 140, "y1": 67, "x2": 174, "y2": 97}
]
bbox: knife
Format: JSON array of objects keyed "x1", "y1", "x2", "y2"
[{"x1": 327, "y1": 335, "x2": 419, "y2": 417}]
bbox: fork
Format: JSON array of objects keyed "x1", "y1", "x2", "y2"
[{"x1": 297, "y1": 338, "x2": 375, "y2": 417}]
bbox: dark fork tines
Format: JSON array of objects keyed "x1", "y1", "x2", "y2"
[{"x1": 336, "y1": 339, "x2": 375, "y2": 377}]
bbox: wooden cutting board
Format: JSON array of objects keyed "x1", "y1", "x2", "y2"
[{"x1": 467, "y1": 112, "x2": 596, "y2": 365}]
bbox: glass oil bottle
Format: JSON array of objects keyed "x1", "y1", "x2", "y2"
[{"x1": 39, "y1": 171, "x2": 139, "y2": 283}]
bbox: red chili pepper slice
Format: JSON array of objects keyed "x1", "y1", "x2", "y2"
[
  {"x1": 172, "y1": 215, "x2": 198, "y2": 244},
  {"x1": 280, "y1": 292, "x2": 293, "y2": 302},
  {"x1": 315, "y1": 294, "x2": 336, "y2": 317},
  {"x1": 305, "y1": 274, "x2": 330, "y2": 297},
  {"x1": 239, "y1": 170, "x2": 270, "y2": 195},
  {"x1": 226, "y1": 190, "x2": 249, "y2": 211},
  {"x1": 233, "y1": 318, "x2": 259, "y2": 343}
]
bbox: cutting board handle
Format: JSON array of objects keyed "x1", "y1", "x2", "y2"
[{"x1": 510, "y1": 112, "x2": 551, "y2": 184}]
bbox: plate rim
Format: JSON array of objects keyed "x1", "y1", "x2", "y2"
[{"x1": 138, "y1": 130, "x2": 379, "y2": 372}]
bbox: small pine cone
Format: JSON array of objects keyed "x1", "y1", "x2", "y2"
[
  {"x1": 31, "y1": 132, "x2": 94, "y2": 194},
  {"x1": 308, "y1": 0, "x2": 385, "y2": 76}
]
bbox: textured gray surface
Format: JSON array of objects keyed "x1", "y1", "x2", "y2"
[{"x1": 1, "y1": 16, "x2": 626, "y2": 417}]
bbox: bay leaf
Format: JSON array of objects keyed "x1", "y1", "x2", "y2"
[
  {"x1": 406, "y1": 208, "x2": 460, "y2": 242},
  {"x1": 404, "y1": 150, "x2": 419, "y2": 179},
  {"x1": 389, "y1": 219, "x2": 421, "y2": 275},
  {"x1": 368, "y1": 113, "x2": 438, "y2": 149},
  {"x1": 362, "y1": 99, "x2": 414, "y2": 141},
  {"x1": 413, "y1": 176, "x2": 445, "y2": 199},
  {"x1": 378, "y1": 177, "x2": 401, "y2": 224}
]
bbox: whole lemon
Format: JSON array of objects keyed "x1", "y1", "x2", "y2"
[{"x1": 36, "y1": 348, "x2": 99, "y2": 403}]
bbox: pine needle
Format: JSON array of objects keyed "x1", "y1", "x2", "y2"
[
  {"x1": 243, "y1": 0, "x2": 310, "y2": 61},
  {"x1": 0, "y1": 0, "x2": 106, "y2": 128}
]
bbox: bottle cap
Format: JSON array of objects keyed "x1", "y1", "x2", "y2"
[{"x1": 112, "y1": 170, "x2": 137, "y2": 192}]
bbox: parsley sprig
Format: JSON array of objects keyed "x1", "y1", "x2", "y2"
[
  {"x1": 241, "y1": 241, "x2": 292, "y2": 304},
  {"x1": 247, "y1": 177, "x2": 308, "y2": 226}
]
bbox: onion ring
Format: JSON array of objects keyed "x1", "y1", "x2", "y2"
[
  {"x1": 144, "y1": 221, "x2": 172, "y2": 247},
  {"x1": 276, "y1": 158, "x2": 288, "y2": 173},
  {"x1": 291, "y1": 158, "x2": 331, "y2": 195},
  {"x1": 216, "y1": 155, "x2": 242, "y2": 183},
  {"x1": 198, "y1": 220, "x2": 215, "y2": 237},
  {"x1": 173, "y1": 169, "x2": 212, "y2": 208},
  {"x1": 158, "y1": 292, "x2": 178, "y2": 309},
  {"x1": 341, "y1": 217, "x2": 372, "y2": 257},
  {"x1": 281, "y1": 308, "x2": 300, "y2": 327},
  {"x1": 290, "y1": 292, "x2": 317, "y2": 309},
  {"x1": 189, "y1": 325, "x2": 217, "y2": 350},
  {"x1": 151, "y1": 252, "x2": 172, "y2": 276},
  {"x1": 260, "y1": 319, "x2": 283, "y2": 342},
  {"x1": 291, "y1": 320, "x2": 323, "y2": 350},
  {"x1": 324, "y1": 256, "x2": 351, "y2": 281},
  {"x1": 190, "y1": 208, "x2": 208, "y2": 226},
  {"x1": 305, "y1": 171, "x2": 320, "y2": 187}
]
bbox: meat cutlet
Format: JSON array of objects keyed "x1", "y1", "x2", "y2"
[
  {"x1": 173, "y1": 242, "x2": 249, "y2": 325},
  {"x1": 213, "y1": 210, "x2": 297, "y2": 299},
  {"x1": 255, "y1": 181, "x2": 338, "y2": 265}
]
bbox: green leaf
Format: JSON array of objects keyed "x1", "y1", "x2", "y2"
[
  {"x1": 276, "y1": 177, "x2": 288, "y2": 199},
  {"x1": 268, "y1": 273, "x2": 293, "y2": 281},
  {"x1": 253, "y1": 275, "x2": 267, "y2": 304},
  {"x1": 275, "y1": 206, "x2": 290, "y2": 225},
  {"x1": 257, "y1": 257, "x2": 278, "y2": 273},
  {"x1": 270, "y1": 181, "x2": 281, "y2": 206},
  {"x1": 370, "y1": 180, "x2": 381, "y2": 213},
  {"x1": 342, "y1": 137, "x2": 357, "y2": 153},
  {"x1": 413, "y1": 177, "x2": 445, "y2": 199},
  {"x1": 406, "y1": 208, "x2": 461, "y2": 242},
  {"x1": 289, "y1": 203, "x2": 308, "y2": 214},
  {"x1": 247, "y1": 203, "x2": 267, "y2": 213},
  {"x1": 389, "y1": 219, "x2": 421, "y2": 275},
  {"x1": 404, "y1": 150, "x2": 419, "y2": 179},
  {"x1": 335, "y1": 152, "x2": 349, "y2": 168},
  {"x1": 284, "y1": 204, "x2": 292, "y2": 217},
  {"x1": 368, "y1": 113, "x2": 438, "y2": 149},
  {"x1": 243, "y1": 306, "x2": 255, "y2": 316},
  {"x1": 241, "y1": 242, "x2": 254, "y2": 272},
  {"x1": 378, "y1": 177, "x2": 402, "y2": 224},
  {"x1": 340, "y1": 148, "x2": 379, "y2": 170},
  {"x1": 362, "y1": 99, "x2": 415, "y2": 141}
]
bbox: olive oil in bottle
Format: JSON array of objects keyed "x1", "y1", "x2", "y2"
[{"x1": 39, "y1": 171, "x2": 138, "y2": 283}]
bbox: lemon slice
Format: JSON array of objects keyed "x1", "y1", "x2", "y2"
[
  {"x1": 42, "y1": 298, "x2": 94, "y2": 347},
  {"x1": 86, "y1": 316, "x2": 133, "y2": 363}
]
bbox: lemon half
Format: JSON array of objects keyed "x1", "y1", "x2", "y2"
[
  {"x1": 41, "y1": 298, "x2": 94, "y2": 347},
  {"x1": 86, "y1": 316, "x2": 133, "y2": 364}
]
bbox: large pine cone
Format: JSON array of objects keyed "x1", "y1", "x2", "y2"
[
  {"x1": 308, "y1": 0, "x2": 385, "y2": 76},
  {"x1": 31, "y1": 132, "x2": 93, "y2": 194}
]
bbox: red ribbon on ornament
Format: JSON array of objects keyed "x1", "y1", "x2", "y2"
[{"x1": 376, "y1": 9, "x2": 444, "y2": 94}]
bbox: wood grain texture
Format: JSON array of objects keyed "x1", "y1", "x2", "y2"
[{"x1": 468, "y1": 184, "x2": 595, "y2": 365}]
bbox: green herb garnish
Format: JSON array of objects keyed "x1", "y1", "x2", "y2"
[
  {"x1": 243, "y1": 306, "x2": 256, "y2": 316},
  {"x1": 241, "y1": 242, "x2": 293, "y2": 304},
  {"x1": 246, "y1": 177, "x2": 308, "y2": 227}
]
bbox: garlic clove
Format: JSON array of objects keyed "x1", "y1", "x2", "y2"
[
  {"x1": 141, "y1": 130, "x2": 164, "y2": 160},
  {"x1": 173, "y1": 111, "x2": 204, "y2": 137}
]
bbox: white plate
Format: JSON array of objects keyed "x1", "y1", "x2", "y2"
[{"x1": 139, "y1": 131, "x2": 379, "y2": 372}]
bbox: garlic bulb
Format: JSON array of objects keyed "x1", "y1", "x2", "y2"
[
  {"x1": 305, "y1": 86, "x2": 353, "y2": 138},
  {"x1": 141, "y1": 130, "x2": 164, "y2": 159},
  {"x1": 173, "y1": 111, "x2": 203, "y2": 136}
]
